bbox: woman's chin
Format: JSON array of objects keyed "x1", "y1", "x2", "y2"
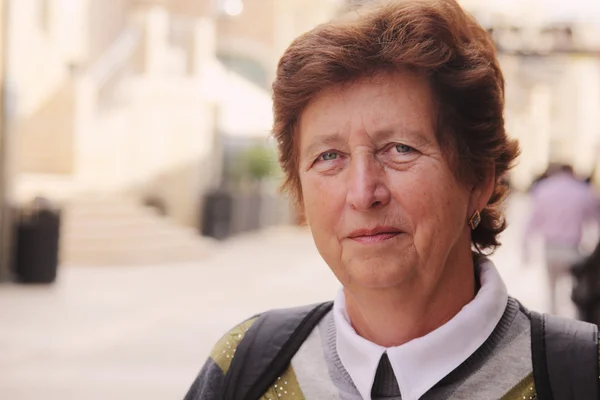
[{"x1": 342, "y1": 259, "x2": 417, "y2": 290}]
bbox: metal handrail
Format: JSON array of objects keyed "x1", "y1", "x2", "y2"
[{"x1": 87, "y1": 28, "x2": 142, "y2": 88}]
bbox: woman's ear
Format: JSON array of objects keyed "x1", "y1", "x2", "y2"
[{"x1": 469, "y1": 163, "x2": 496, "y2": 214}]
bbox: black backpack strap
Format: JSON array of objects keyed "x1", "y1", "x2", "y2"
[
  {"x1": 530, "y1": 310, "x2": 599, "y2": 400},
  {"x1": 530, "y1": 311, "x2": 554, "y2": 400},
  {"x1": 223, "y1": 301, "x2": 334, "y2": 400}
]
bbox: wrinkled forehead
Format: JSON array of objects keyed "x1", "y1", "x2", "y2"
[{"x1": 297, "y1": 71, "x2": 439, "y2": 157}]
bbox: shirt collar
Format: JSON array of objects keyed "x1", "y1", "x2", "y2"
[{"x1": 333, "y1": 259, "x2": 508, "y2": 400}]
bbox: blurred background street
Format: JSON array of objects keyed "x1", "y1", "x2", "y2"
[{"x1": 0, "y1": 0, "x2": 599, "y2": 399}]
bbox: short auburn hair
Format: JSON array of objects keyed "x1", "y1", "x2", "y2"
[{"x1": 272, "y1": 0, "x2": 520, "y2": 252}]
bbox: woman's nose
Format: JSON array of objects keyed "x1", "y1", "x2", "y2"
[{"x1": 346, "y1": 155, "x2": 391, "y2": 211}]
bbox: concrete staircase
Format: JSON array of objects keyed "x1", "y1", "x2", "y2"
[{"x1": 60, "y1": 197, "x2": 215, "y2": 266}]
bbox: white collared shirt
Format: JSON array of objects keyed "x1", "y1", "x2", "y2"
[{"x1": 333, "y1": 259, "x2": 508, "y2": 400}]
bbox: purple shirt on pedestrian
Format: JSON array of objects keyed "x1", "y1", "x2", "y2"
[{"x1": 525, "y1": 172, "x2": 600, "y2": 248}]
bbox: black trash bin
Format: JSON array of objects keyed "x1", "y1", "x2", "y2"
[
  {"x1": 13, "y1": 201, "x2": 61, "y2": 284},
  {"x1": 201, "y1": 190, "x2": 234, "y2": 240}
]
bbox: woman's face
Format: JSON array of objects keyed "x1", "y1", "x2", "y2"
[{"x1": 298, "y1": 71, "x2": 482, "y2": 292}]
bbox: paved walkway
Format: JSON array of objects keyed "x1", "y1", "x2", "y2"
[{"x1": 0, "y1": 194, "x2": 576, "y2": 399}]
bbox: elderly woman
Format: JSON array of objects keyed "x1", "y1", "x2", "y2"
[{"x1": 185, "y1": 1, "x2": 598, "y2": 399}]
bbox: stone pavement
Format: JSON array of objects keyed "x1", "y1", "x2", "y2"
[{"x1": 0, "y1": 193, "x2": 576, "y2": 399}]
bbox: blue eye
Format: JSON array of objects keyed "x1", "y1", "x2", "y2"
[
  {"x1": 320, "y1": 152, "x2": 338, "y2": 161},
  {"x1": 395, "y1": 144, "x2": 412, "y2": 153}
]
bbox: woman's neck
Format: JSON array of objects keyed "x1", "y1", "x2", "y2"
[{"x1": 344, "y1": 250, "x2": 477, "y2": 348}]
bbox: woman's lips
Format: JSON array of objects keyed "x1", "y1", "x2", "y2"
[
  {"x1": 349, "y1": 227, "x2": 402, "y2": 244},
  {"x1": 348, "y1": 231, "x2": 402, "y2": 243}
]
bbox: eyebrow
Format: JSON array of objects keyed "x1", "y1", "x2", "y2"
[
  {"x1": 370, "y1": 127, "x2": 433, "y2": 147},
  {"x1": 301, "y1": 132, "x2": 346, "y2": 159}
]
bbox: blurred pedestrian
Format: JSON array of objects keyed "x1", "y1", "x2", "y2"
[
  {"x1": 528, "y1": 163, "x2": 560, "y2": 192},
  {"x1": 571, "y1": 239, "x2": 600, "y2": 324},
  {"x1": 186, "y1": 1, "x2": 600, "y2": 399},
  {"x1": 523, "y1": 164, "x2": 600, "y2": 315}
]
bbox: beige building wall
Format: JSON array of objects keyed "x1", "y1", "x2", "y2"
[
  {"x1": 13, "y1": 0, "x2": 343, "y2": 226},
  {"x1": 47, "y1": 0, "x2": 90, "y2": 64},
  {"x1": 16, "y1": 82, "x2": 76, "y2": 175},
  {"x1": 74, "y1": 4, "x2": 220, "y2": 227},
  {"x1": 216, "y1": 0, "x2": 342, "y2": 84},
  {"x1": 217, "y1": 0, "x2": 277, "y2": 51},
  {"x1": 7, "y1": 0, "x2": 69, "y2": 118},
  {"x1": 7, "y1": 0, "x2": 119, "y2": 115},
  {"x1": 460, "y1": 0, "x2": 600, "y2": 189},
  {"x1": 503, "y1": 54, "x2": 600, "y2": 190},
  {"x1": 87, "y1": 0, "x2": 132, "y2": 65},
  {"x1": 168, "y1": 0, "x2": 212, "y2": 16},
  {"x1": 13, "y1": 0, "x2": 134, "y2": 177}
]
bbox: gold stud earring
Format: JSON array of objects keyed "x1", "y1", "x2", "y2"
[{"x1": 469, "y1": 210, "x2": 481, "y2": 230}]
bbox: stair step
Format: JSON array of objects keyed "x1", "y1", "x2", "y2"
[
  {"x1": 65, "y1": 205, "x2": 159, "y2": 219},
  {"x1": 62, "y1": 247, "x2": 210, "y2": 266},
  {"x1": 61, "y1": 196, "x2": 214, "y2": 266},
  {"x1": 61, "y1": 227, "x2": 200, "y2": 243},
  {"x1": 62, "y1": 219, "x2": 197, "y2": 237},
  {"x1": 62, "y1": 236, "x2": 211, "y2": 252}
]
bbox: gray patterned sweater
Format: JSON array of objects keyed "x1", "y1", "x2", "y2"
[{"x1": 184, "y1": 298, "x2": 535, "y2": 399}]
